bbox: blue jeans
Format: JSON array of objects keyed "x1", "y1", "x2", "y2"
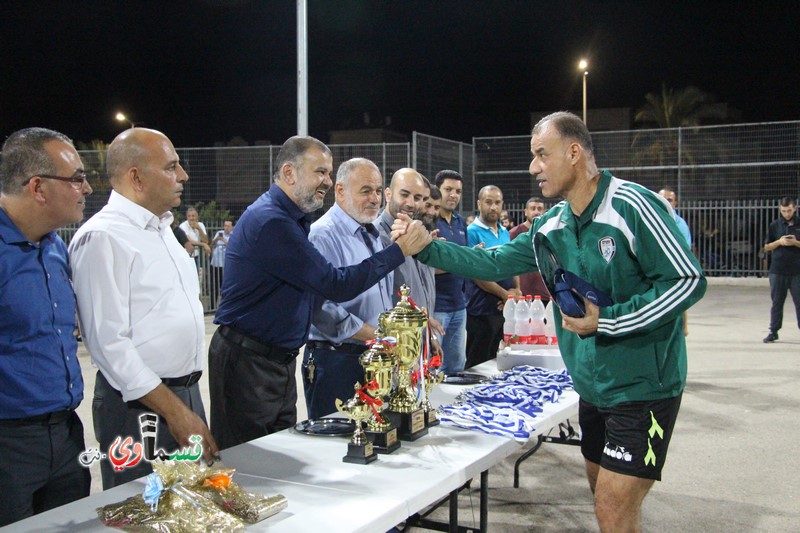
[{"x1": 434, "y1": 309, "x2": 467, "y2": 375}]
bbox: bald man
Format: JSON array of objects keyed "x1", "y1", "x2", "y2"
[
  {"x1": 465, "y1": 185, "x2": 520, "y2": 368},
  {"x1": 70, "y1": 128, "x2": 218, "y2": 490},
  {"x1": 376, "y1": 168, "x2": 444, "y2": 350}
]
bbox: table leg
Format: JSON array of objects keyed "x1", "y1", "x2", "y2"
[
  {"x1": 513, "y1": 435, "x2": 543, "y2": 488},
  {"x1": 479, "y1": 469, "x2": 488, "y2": 533}
]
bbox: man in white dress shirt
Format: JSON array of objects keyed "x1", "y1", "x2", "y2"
[
  {"x1": 178, "y1": 206, "x2": 210, "y2": 263},
  {"x1": 70, "y1": 128, "x2": 218, "y2": 489}
]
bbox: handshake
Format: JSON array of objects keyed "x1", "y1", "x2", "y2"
[{"x1": 391, "y1": 213, "x2": 437, "y2": 256}]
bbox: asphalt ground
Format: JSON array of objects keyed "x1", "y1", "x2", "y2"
[{"x1": 74, "y1": 280, "x2": 799, "y2": 532}]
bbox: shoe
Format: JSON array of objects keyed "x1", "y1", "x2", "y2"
[{"x1": 763, "y1": 332, "x2": 779, "y2": 343}]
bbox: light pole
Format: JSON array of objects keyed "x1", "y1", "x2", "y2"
[
  {"x1": 578, "y1": 59, "x2": 588, "y2": 126},
  {"x1": 115, "y1": 112, "x2": 134, "y2": 128}
]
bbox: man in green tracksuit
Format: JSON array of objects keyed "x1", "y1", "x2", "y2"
[{"x1": 401, "y1": 112, "x2": 706, "y2": 532}]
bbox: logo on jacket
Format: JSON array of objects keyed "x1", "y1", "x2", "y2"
[{"x1": 598, "y1": 237, "x2": 616, "y2": 263}]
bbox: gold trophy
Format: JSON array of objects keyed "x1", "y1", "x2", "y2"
[
  {"x1": 420, "y1": 354, "x2": 444, "y2": 427},
  {"x1": 335, "y1": 382, "x2": 378, "y2": 465},
  {"x1": 380, "y1": 285, "x2": 428, "y2": 441},
  {"x1": 360, "y1": 334, "x2": 401, "y2": 453}
]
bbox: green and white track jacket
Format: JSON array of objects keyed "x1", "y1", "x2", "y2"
[{"x1": 417, "y1": 171, "x2": 706, "y2": 407}]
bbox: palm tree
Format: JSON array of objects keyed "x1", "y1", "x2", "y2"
[
  {"x1": 629, "y1": 85, "x2": 733, "y2": 198},
  {"x1": 634, "y1": 84, "x2": 729, "y2": 128}
]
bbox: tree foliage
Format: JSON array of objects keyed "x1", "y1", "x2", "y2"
[{"x1": 635, "y1": 84, "x2": 729, "y2": 128}]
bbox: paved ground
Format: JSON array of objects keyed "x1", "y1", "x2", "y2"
[{"x1": 75, "y1": 280, "x2": 800, "y2": 532}]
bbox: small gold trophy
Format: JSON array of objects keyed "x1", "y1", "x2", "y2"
[
  {"x1": 335, "y1": 382, "x2": 378, "y2": 465},
  {"x1": 420, "y1": 354, "x2": 444, "y2": 427},
  {"x1": 361, "y1": 334, "x2": 400, "y2": 453},
  {"x1": 381, "y1": 285, "x2": 428, "y2": 441}
]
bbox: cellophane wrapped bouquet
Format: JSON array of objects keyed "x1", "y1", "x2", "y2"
[{"x1": 97, "y1": 461, "x2": 287, "y2": 532}]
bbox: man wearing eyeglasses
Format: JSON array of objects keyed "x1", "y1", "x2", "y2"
[
  {"x1": 400, "y1": 112, "x2": 707, "y2": 532},
  {"x1": 0, "y1": 127, "x2": 92, "y2": 525},
  {"x1": 69, "y1": 128, "x2": 219, "y2": 489}
]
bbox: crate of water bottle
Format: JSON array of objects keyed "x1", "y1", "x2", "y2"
[{"x1": 496, "y1": 344, "x2": 565, "y2": 371}]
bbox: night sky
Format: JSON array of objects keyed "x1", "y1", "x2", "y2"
[{"x1": 1, "y1": 1, "x2": 798, "y2": 147}]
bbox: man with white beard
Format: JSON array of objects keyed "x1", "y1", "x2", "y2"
[{"x1": 303, "y1": 158, "x2": 394, "y2": 419}]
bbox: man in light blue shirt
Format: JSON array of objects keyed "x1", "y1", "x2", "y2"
[
  {"x1": 304, "y1": 158, "x2": 394, "y2": 418},
  {"x1": 465, "y1": 185, "x2": 520, "y2": 367},
  {"x1": 659, "y1": 187, "x2": 692, "y2": 247}
]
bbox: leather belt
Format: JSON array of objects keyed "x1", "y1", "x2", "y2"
[
  {"x1": 217, "y1": 325, "x2": 299, "y2": 363},
  {"x1": 161, "y1": 371, "x2": 203, "y2": 388},
  {"x1": 0, "y1": 410, "x2": 73, "y2": 426},
  {"x1": 306, "y1": 340, "x2": 367, "y2": 354}
]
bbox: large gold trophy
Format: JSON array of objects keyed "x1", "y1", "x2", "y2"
[
  {"x1": 360, "y1": 333, "x2": 400, "y2": 453},
  {"x1": 335, "y1": 382, "x2": 378, "y2": 465},
  {"x1": 380, "y1": 285, "x2": 428, "y2": 441}
]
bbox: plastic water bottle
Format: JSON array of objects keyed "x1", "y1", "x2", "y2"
[
  {"x1": 544, "y1": 299, "x2": 558, "y2": 345},
  {"x1": 514, "y1": 296, "x2": 531, "y2": 344},
  {"x1": 502, "y1": 295, "x2": 517, "y2": 345},
  {"x1": 530, "y1": 295, "x2": 547, "y2": 344}
]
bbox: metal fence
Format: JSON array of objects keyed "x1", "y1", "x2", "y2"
[
  {"x1": 60, "y1": 121, "x2": 799, "y2": 313},
  {"x1": 413, "y1": 132, "x2": 476, "y2": 207},
  {"x1": 474, "y1": 121, "x2": 800, "y2": 202}
]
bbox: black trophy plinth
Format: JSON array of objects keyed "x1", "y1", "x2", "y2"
[
  {"x1": 366, "y1": 426, "x2": 401, "y2": 454},
  {"x1": 343, "y1": 441, "x2": 377, "y2": 465},
  {"x1": 386, "y1": 408, "x2": 428, "y2": 441},
  {"x1": 424, "y1": 408, "x2": 440, "y2": 427}
]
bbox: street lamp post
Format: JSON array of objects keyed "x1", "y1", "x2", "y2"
[
  {"x1": 578, "y1": 59, "x2": 588, "y2": 126},
  {"x1": 115, "y1": 112, "x2": 134, "y2": 128}
]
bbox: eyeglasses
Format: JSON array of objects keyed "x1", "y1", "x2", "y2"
[{"x1": 23, "y1": 171, "x2": 91, "y2": 190}]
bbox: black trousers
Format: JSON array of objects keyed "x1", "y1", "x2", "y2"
[
  {"x1": 93, "y1": 371, "x2": 207, "y2": 490},
  {"x1": 0, "y1": 412, "x2": 90, "y2": 526},
  {"x1": 466, "y1": 313, "x2": 505, "y2": 369},
  {"x1": 769, "y1": 273, "x2": 800, "y2": 332},
  {"x1": 208, "y1": 330, "x2": 297, "y2": 451}
]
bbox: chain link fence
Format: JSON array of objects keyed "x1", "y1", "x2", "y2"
[
  {"x1": 474, "y1": 120, "x2": 800, "y2": 202},
  {"x1": 59, "y1": 121, "x2": 799, "y2": 312}
]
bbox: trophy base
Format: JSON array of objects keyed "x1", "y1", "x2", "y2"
[
  {"x1": 343, "y1": 441, "x2": 377, "y2": 465},
  {"x1": 386, "y1": 408, "x2": 428, "y2": 441},
  {"x1": 425, "y1": 409, "x2": 440, "y2": 427},
  {"x1": 366, "y1": 427, "x2": 401, "y2": 454}
]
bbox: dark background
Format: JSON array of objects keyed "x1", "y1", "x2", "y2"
[{"x1": 2, "y1": 0, "x2": 798, "y2": 146}]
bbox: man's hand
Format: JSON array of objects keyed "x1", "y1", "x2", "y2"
[
  {"x1": 165, "y1": 407, "x2": 220, "y2": 466},
  {"x1": 430, "y1": 335, "x2": 443, "y2": 357},
  {"x1": 395, "y1": 218, "x2": 432, "y2": 256},
  {"x1": 561, "y1": 296, "x2": 599, "y2": 336},
  {"x1": 139, "y1": 384, "x2": 220, "y2": 466},
  {"x1": 391, "y1": 213, "x2": 412, "y2": 241},
  {"x1": 202, "y1": 243, "x2": 212, "y2": 256},
  {"x1": 429, "y1": 316, "x2": 445, "y2": 339}
]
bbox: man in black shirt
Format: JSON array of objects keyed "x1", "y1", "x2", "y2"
[{"x1": 763, "y1": 196, "x2": 800, "y2": 343}]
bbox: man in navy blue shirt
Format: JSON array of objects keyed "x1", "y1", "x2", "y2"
[
  {"x1": 210, "y1": 137, "x2": 431, "y2": 449},
  {"x1": 433, "y1": 170, "x2": 469, "y2": 375},
  {"x1": 0, "y1": 128, "x2": 92, "y2": 526}
]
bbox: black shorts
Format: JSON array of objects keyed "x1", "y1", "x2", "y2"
[{"x1": 579, "y1": 394, "x2": 682, "y2": 481}]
